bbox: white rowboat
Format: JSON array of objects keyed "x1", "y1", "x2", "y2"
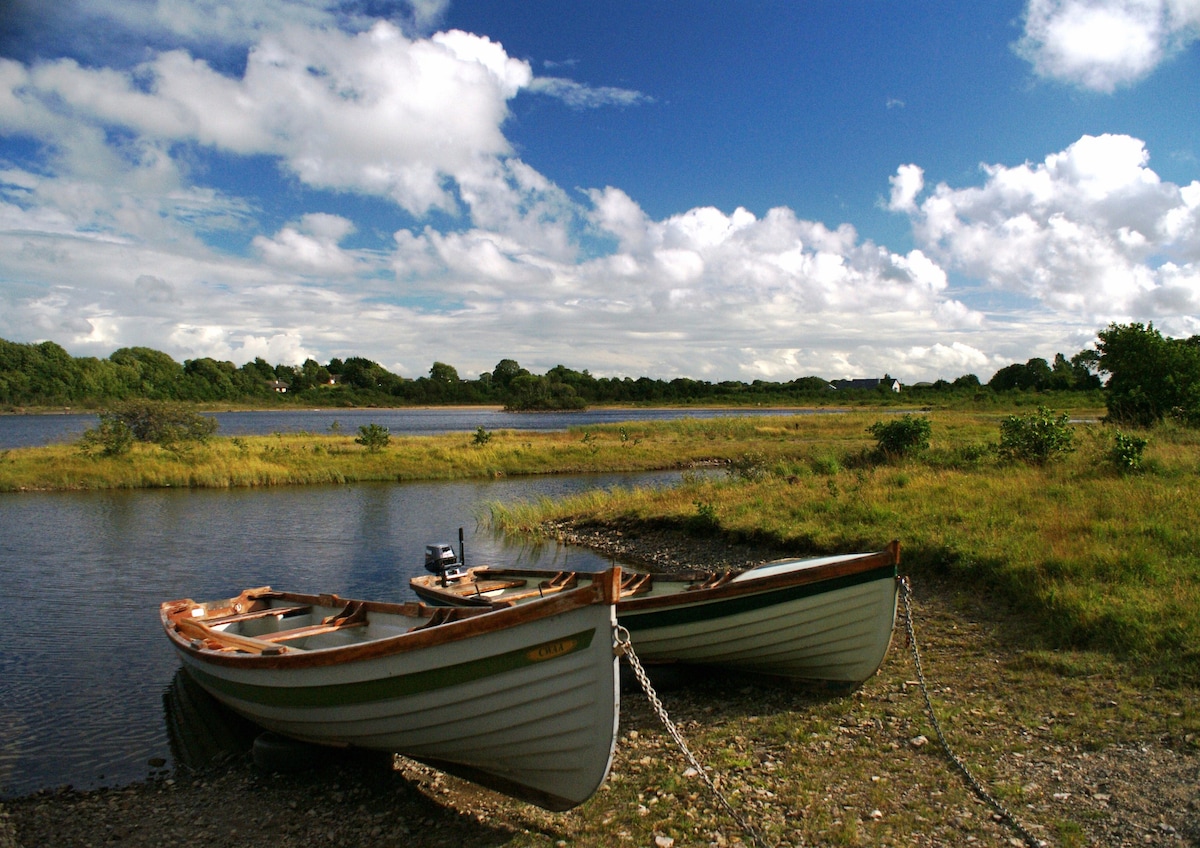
[
  {"x1": 160, "y1": 568, "x2": 622, "y2": 810},
  {"x1": 411, "y1": 542, "x2": 900, "y2": 685}
]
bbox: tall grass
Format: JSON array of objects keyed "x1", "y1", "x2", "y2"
[{"x1": 490, "y1": 409, "x2": 1199, "y2": 684}]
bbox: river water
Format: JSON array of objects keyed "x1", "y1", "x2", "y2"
[
  {"x1": 0, "y1": 471, "x2": 695, "y2": 799},
  {"x1": 0, "y1": 406, "x2": 831, "y2": 798},
  {"x1": 0, "y1": 406, "x2": 827, "y2": 450}
]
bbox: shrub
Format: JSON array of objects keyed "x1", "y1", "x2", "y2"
[
  {"x1": 472, "y1": 426, "x2": 492, "y2": 446},
  {"x1": 78, "y1": 400, "x2": 216, "y2": 456},
  {"x1": 1109, "y1": 430, "x2": 1148, "y2": 473},
  {"x1": 355, "y1": 423, "x2": 390, "y2": 453},
  {"x1": 728, "y1": 450, "x2": 768, "y2": 481},
  {"x1": 998, "y1": 406, "x2": 1075, "y2": 464},
  {"x1": 78, "y1": 417, "x2": 135, "y2": 457},
  {"x1": 868, "y1": 414, "x2": 932, "y2": 459},
  {"x1": 688, "y1": 500, "x2": 720, "y2": 533}
]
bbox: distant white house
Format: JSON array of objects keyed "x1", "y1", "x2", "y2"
[{"x1": 830, "y1": 377, "x2": 902, "y2": 393}]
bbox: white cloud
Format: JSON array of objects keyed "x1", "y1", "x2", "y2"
[
  {"x1": 9, "y1": 7, "x2": 1196, "y2": 386},
  {"x1": 58, "y1": 0, "x2": 449, "y2": 48},
  {"x1": 895, "y1": 133, "x2": 1200, "y2": 335},
  {"x1": 1016, "y1": 0, "x2": 1200, "y2": 91},
  {"x1": 888, "y1": 164, "x2": 925, "y2": 213},
  {"x1": 252, "y1": 214, "x2": 360, "y2": 275},
  {"x1": 526, "y1": 76, "x2": 652, "y2": 109},
  {"x1": 3, "y1": 22, "x2": 532, "y2": 217}
]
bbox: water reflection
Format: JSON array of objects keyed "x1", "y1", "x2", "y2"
[
  {"x1": 162, "y1": 669, "x2": 259, "y2": 773},
  {"x1": 0, "y1": 473, "x2": 671, "y2": 798}
]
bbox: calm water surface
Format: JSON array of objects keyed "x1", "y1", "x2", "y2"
[
  {"x1": 0, "y1": 406, "x2": 830, "y2": 449},
  {"x1": 0, "y1": 472, "x2": 685, "y2": 798}
]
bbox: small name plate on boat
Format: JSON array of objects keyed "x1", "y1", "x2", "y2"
[{"x1": 526, "y1": 637, "x2": 579, "y2": 663}]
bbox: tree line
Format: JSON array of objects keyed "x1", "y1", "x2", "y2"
[{"x1": 1, "y1": 323, "x2": 1196, "y2": 425}]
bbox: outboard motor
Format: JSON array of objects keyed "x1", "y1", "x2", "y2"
[{"x1": 424, "y1": 529, "x2": 467, "y2": 582}]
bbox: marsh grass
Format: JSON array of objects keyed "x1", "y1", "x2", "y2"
[
  {"x1": 5, "y1": 404, "x2": 1197, "y2": 680},
  {"x1": 488, "y1": 408, "x2": 1199, "y2": 684}
]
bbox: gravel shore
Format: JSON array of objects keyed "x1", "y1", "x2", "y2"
[{"x1": 6, "y1": 522, "x2": 1198, "y2": 847}]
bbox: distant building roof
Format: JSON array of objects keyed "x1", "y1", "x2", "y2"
[{"x1": 830, "y1": 377, "x2": 901, "y2": 392}]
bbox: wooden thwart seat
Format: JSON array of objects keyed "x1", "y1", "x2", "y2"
[
  {"x1": 200, "y1": 605, "x2": 312, "y2": 627},
  {"x1": 175, "y1": 617, "x2": 293, "y2": 655},
  {"x1": 176, "y1": 601, "x2": 368, "y2": 653}
]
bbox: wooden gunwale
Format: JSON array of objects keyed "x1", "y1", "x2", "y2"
[
  {"x1": 161, "y1": 568, "x2": 620, "y2": 671},
  {"x1": 618, "y1": 545, "x2": 898, "y2": 614},
  {"x1": 416, "y1": 543, "x2": 899, "y2": 614}
]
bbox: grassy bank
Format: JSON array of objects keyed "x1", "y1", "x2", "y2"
[
  {"x1": 0, "y1": 415, "x2": 825, "y2": 490},
  {"x1": 486, "y1": 409, "x2": 1199, "y2": 685},
  {"x1": 4, "y1": 403, "x2": 1197, "y2": 682}
]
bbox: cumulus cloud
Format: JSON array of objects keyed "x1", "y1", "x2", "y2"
[
  {"x1": 8, "y1": 4, "x2": 1197, "y2": 385},
  {"x1": 377, "y1": 191, "x2": 982, "y2": 381},
  {"x1": 1015, "y1": 0, "x2": 1200, "y2": 91},
  {"x1": 2, "y1": 23, "x2": 531, "y2": 217},
  {"x1": 894, "y1": 133, "x2": 1200, "y2": 335},
  {"x1": 252, "y1": 214, "x2": 360, "y2": 275},
  {"x1": 888, "y1": 164, "x2": 925, "y2": 213}
]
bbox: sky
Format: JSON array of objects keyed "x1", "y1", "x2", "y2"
[{"x1": 0, "y1": 1, "x2": 1198, "y2": 385}]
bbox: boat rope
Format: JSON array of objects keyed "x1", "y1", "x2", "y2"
[
  {"x1": 614, "y1": 625, "x2": 771, "y2": 848},
  {"x1": 898, "y1": 577, "x2": 1044, "y2": 848}
]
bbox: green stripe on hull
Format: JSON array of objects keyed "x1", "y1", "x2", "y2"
[
  {"x1": 186, "y1": 627, "x2": 598, "y2": 709},
  {"x1": 621, "y1": 565, "x2": 896, "y2": 632}
]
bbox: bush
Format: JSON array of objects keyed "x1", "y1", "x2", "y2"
[
  {"x1": 688, "y1": 500, "x2": 720, "y2": 534},
  {"x1": 868, "y1": 414, "x2": 932, "y2": 459},
  {"x1": 78, "y1": 417, "x2": 135, "y2": 457},
  {"x1": 355, "y1": 423, "x2": 390, "y2": 453},
  {"x1": 472, "y1": 426, "x2": 492, "y2": 446},
  {"x1": 78, "y1": 400, "x2": 216, "y2": 456},
  {"x1": 998, "y1": 406, "x2": 1075, "y2": 464},
  {"x1": 1109, "y1": 430, "x2": 1148, "y2": 473}
]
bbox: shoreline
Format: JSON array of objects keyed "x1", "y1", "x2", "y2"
[
  {"x1": 5, "y1": 522, "x2": 1194, "y2": 847},
  {"x1": 0, "y1": 402, "x2": 841, "y2": 416}
]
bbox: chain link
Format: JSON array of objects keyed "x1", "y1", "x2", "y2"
[
  {"x1": 898, "y1": 577, "x2": 1044, "y2": 848},
  {"x1": 614, "y1": 625, "x2": 771, "y2": 848}
]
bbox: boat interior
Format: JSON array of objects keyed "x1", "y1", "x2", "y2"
[{"x1": 167, "y1": 593, "x2": 485, "y2": 655}]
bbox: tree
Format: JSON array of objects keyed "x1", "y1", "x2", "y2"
[
  {"x1": 181, "y1": 357, "x2": 237, "y2": 401},
  {"x1": 110, "y1": 347, "x2": 184, "y2": 398},
  {"x1": 1096, "y1": 323, "x2": 1200, "y2": 426},
  {"x1": 989, "y1": 358, "x2": 1051, "y2": 391},
  {"x1": 355, "y1": 423, "x2": 390, "y2": 453},
  {"x1": 491, "y1": 359, "x2": 524, "y2": 388},
  {"x1": 429, "y1": 362, "x2": 459, "y2": 384}
]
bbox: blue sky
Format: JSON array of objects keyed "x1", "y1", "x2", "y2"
[{"x1": 1, "y1": 1, "x2": 1198, "y2": 384}]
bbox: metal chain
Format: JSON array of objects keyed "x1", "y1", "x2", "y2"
[
  {"x1": 898, "y1": 577, "x2": 1044, "y2": 848},
  {"x1": 614, "y1": 625, "x2": 771, "y2": 848}
]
